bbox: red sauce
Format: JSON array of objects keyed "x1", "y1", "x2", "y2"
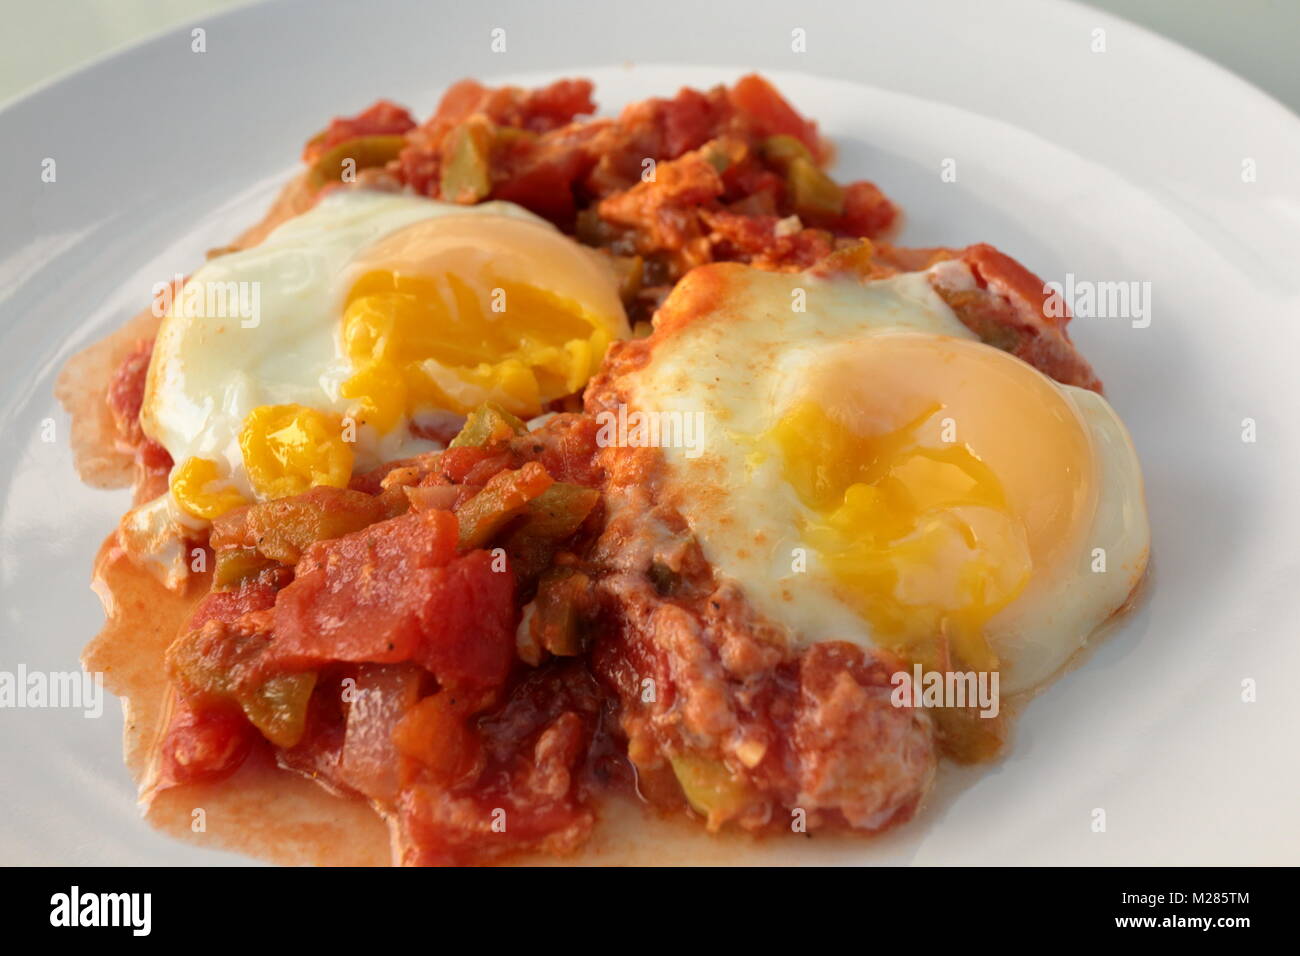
[{"x1": 147, "y1": 414, "x2": 627, "y2": 865}]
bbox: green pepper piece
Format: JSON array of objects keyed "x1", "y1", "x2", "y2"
[
  {"x1": 505, "y1": 482, "x2": 600, "y2": 580},
  {"x1": 700, "y1": 141, "x2": 735, "y2": 173},
  {"x1": 213, "y1": 547, "x2": 279, "y2": 591},
  {"x1": 787, "y1": 156, "x2": 844, "y2": 218},
  {"x1": 611, "y1": 255, "x2": 644, "y2": 304},
  {"x1": 448, "y1": 402, "x2": 528, "y2": 448},
  {"x1": 526, "y1": 567, "x2": 593, "y2": 657},
  {"x1": 246, "y1": 487, "x2": 386, "y2": 565},
  {"x1": 670, "y1": 754, "x2": 754, "y2": 827},
  {"x1": 169, "y1": 624, "x2": 317, "y2": 750},
  {"x1": 760, "y1": 133, "x2": 814, "y2": 171},
  {"x1": 456, "y1": 462, "x2": 554, "y2": 550},
  {"x1": 239, "y1": 672, "x2": 317, "y2": 749},
  {"x1": 306, "y1": 135, "x2": 407, "y2": 190}
]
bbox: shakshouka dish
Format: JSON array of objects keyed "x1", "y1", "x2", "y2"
[{"x1": 58, "y1": 74, "x2": 1150, "y2": 866}]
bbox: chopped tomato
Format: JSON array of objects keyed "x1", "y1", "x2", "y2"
[
  {"x1": 702, "y1": 208, "x2": 833, "y2": 269},
  {"x1": 159, "y1": 696, "x2": 258, "y2": 786},
  {"x1": 518, "y1": 78, "x2": 597, "y2": 131},
  {"x1": 529, "y1": 412, "x2": 603, "y2": 487},
  {"x1": 660, "y1": 86, "x2": 728, "y2": 158},
  {"x1": 432, "y1": 79, "x2": 490, "y2": 126},
  {"x1": 106, "y1": 339, "x2": 175, "y2": 493},
  {"x1": 933, "y1": 244, "x2": 1102, "y2": 391},
  {"x1": 962, "y1": 243, "x2": 1068, "y2": 329},
  {"x1": 429, "y1": 77, "x2": 594, "y2": 134},
  {"x1": 412, "y1": 549, "x2": 516, "y2": 688},
  {"x1": 836, "y1": 180, "x2": 899, "y2": 238},
  {"x1": 303, "y1": 99, "x2": 416, "y2": 162},
  {"x1": 188, "y1": 575, "x2": 280, "y2": 630},
  {"x1": 460, "y1": 451, "x2": 518, "y2": 487},
  {"x1": 270, "y1": 509, "x2": 459, "y2": 666},
  {"x1": 396, "y1": 774, "x2": 590, "y2": 867},
  {"x1": 393, "y1": 665, "x2": 604, "y2": 866},
  {"x1": 269, "y1": 510, "x2": 515, "y2": 691},
  {"x1": 729, "y1": 74, "x2": 824, "y2": 161},
  {"x1": 137, "y1": 438, "x2": 173, "y2": 474},
  {"x1": 435, "y1": 446, "x2": 510, "y2": 485},
  {"x1": 106, "y1": 338, "x2": 153, "y2": 447},
  {"x1": 721, "y1": 157, "x2": 784, "y2": 209},
  {"x1": 492, "y1": 146, "x2": 594, "y2": 228}
]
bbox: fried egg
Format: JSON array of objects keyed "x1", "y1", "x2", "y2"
[
  {"x1": 623, "y1": 263, "x2": 1149, "y2": 694},
  {"x1": 142, "y1": 189, "x2": 628, "y2": 520}
]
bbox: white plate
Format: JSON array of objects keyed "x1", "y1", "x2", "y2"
[{"x1": 2, "y1": 0, "x2": 1298, "y2": 866}]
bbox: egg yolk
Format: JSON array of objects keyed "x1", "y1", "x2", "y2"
[
  {"x1": 340, "y1": 215, "x2": 626, "y2": 429},
  {"x1": 170, "y1": 457, "x2": 249, "y2": 520},
  {"x1": 772, "y1": 333, "x2": 1097, "y2": 672},
  {"x1": 239, "y1": 403, "x2": 354, "y2": 500}
]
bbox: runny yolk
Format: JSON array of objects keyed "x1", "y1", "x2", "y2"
[
  {"x1": 336, "y1": 213, "x2": 628, "y2": 433},
  {"x1": 170, "y1": 404, "x2": 353, "y2": 519},
  {"x1": 340, "y1": 270, "x2": 609, "y2": 431},
  {"x1": 770, "y1": 333, "x2": 1096, "y2": 673},
  {"x1": 774, "y1": 401, "x2": 1029, "y2": 671},
  {"x1": 170, "y1": 456, "x2": 249, "y2": 520},
  {"x1": 238, "y1": 403, "x2": 353, "y2": 501}
]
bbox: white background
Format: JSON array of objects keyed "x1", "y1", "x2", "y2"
[{"x1": 3, "y1": 0, "x2": 1299, "y2": 114}]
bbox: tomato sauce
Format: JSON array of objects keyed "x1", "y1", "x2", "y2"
[{"x1": 141, "y1": 412, "x2": 628, "y2": 865}]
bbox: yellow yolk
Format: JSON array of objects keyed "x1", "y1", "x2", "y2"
[
  {"x1": 238, "y1": 403, "x2": 354, "y2": 500},
  {"x1": 775, "y1": 402, "x2": 1028, "y2": 671},
  {"x1": 771, "y1": 333, "x2": 1097, "y2": 672},
  {"x1": 169, "y1": 405, "x2": 353, "y2": 519},
  {"x1": 170, "y1": 457, "x2": 249, "y2": 520},
  {"x1": 339, "y1": 214, "x2": 626, "y2": 427},
  {"x1": 341, "y1": 272, "x2": 608, "y2": 427}
]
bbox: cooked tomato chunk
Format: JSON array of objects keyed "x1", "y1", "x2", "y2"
[
  {"x1": 188, "y1": 575, "x2": 280, "y2": 629},
  {"x1": 411, "y1": 550, "x2": 516, "y2": 689},
  {"x1": 303, "y1": 99, "x2": 416, "y2": 162},
  {"x1": 269, "y1": 509, "x2": 516, "y2": 691},
  {"x1": 106, "y1": 338, "x2": 153, "y2": 448},
  {"x1": 270, "y1": 509, "x2": 458, "y2": 665},
  {"x1": 159, "y1": 696, "x2": 258, "y2": 786},
  {"x1": 728, "y1": 73, "x2": 825, "y2": 161},
  {"x1": 393, "y1": 664, "x2": 605, "y2": 865}
]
